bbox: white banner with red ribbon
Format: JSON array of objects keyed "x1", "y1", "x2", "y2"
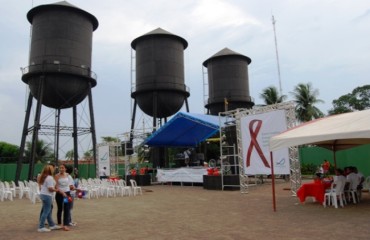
[{"x1": 240, "y1": 110, "x2": 289, "y2": 175}]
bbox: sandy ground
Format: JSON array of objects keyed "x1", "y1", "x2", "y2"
[{"x1": 1, "y1": 179, "x2": 370, "y2": 240}]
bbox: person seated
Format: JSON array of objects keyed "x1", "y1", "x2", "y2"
[
  {"x1": 343, "y1": 166, "x2": 351, "y2": 176},
  {"x1": 346, "y1": 166, "x2": 360, "y2": 191},
  {"x1": 353, "y1": 167, "x2": 365, "y2": 190},
  {"x1": 326, "y1": 168, "x2": 346, "y2": 193},
  {"x1": 315, "y1": 165, "x2": 324, "y2": 179}
]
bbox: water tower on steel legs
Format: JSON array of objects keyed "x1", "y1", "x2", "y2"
[
  {"x1": 203, "y1": 47, "x2": 254, "y2": 115},
  {"x1": 203, "y1": 48, "x2": 254, "y2": 173},
  {"x1": 15, "y1": 1, "x2": 99, "y2": 182},
  {"x1": 130, "y1": 28, "x2": 190, "y2": 168}
]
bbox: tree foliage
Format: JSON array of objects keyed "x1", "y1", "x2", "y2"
[
  {"x1": 65, "y1": 149, "x2": 77, "y2": 160},
  {"x1": 25, "y1": 139, "x2": 52, "y2": 164},
  {"x1": 259, "y1": 86, "x2": 287, "y2": 105},
  {"x1": 0, "y1": 141, "x2": 19, "y2": 163},
  {"x1": 101, "y1": 136, "x2": 120, "y2": 143},
  {"x1": 328, "y1": 85, "x2": 370, "y2": 115},
  {"x1": 290, "y1": 83, "x2": 324, "y2": 122},
  {"x1": 83, "y1": 149, "x2": 93, "y2": 160}
]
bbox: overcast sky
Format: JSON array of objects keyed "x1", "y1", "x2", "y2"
[{"x1": 1, "y1": 0, "x2": 369, "y2": 150}]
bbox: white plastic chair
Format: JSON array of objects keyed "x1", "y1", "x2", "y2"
[
  {"x1": 4, "y1": 181, "x2": 16, "y2": 198},
  {"x1": 18, "y1": 181, "x2": 31, "y2": 199},
  {"x1": 365, "y1": 176, "x2": 370, "y2": 195},
  {"x1": 29, "y1": 181, "x2": 41, "y2": 204},
  {"x1": 323, "y1": 182, "x2": 346, "y2": 208},
  {"x1": 87, "y1": 186, "x2": 99, "y2": 199},
  {"x1": 117, "y1": 180, "x2": 132, "y2": 197},
  {"x1": 101, "y1": 180, "x2": 116, "y2": 198},
  {"x1": 11, "y1": 181, "x2": 20, "y2": 198},
  {"x1": 130, "y1": 179, "x2": 142, "y2": 196},
  {"x1": 344, "y1": 181, "x2": 359, "y2": 204},
  {"x1": 0, "y1": 181, "x2": 13, "y2": 201}
]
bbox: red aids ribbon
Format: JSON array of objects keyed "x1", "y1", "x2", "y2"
[{"x1": 246, "y1": 120, "x2": 270, "y2": 168}]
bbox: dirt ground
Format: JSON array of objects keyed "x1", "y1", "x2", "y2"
[{"x1": 1, "y1": 179, "x2": 370, "y2": 240}]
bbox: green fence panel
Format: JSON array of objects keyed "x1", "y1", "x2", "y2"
[
  {"x1": 299, "y1": 145, "x2": 370, "y2": 177},
  {"x1": 0, "y1": 162, "x2": 156, "y2": 181}
]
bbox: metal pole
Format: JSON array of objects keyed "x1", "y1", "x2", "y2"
[
  {"x1": 55, "y1": 109, "x2": 60, "y2": 167},
  {"x1": 272, "y1": 15, "x2": 283, "y2": 95},
  {"x1": 29, "y1": 76, "x2": 45, "y2": 180},
  {"x1": 270, "y1": 151, "x2": 276, "y2": 212},
  {"x1": 15, "y1": 92, "x2": 33, "y2": 184},
  {"x1": 73, "y1": 105, "x2": 79, "y2": 170},
  {"x1": 87, "y1": 84, "x2": 97, "y2": 177}
]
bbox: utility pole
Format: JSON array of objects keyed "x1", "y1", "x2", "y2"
[{"x1": 272, "y1": 15, "x2": 282, "y2": 95}]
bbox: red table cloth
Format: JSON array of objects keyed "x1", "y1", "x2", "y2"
[{"x1": 297, "y1": 180, "x2": 331, "y2": 203}]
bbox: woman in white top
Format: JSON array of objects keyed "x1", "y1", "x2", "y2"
[
  {"x1": 37, "y1": 165, "x2": 62, "y2": 232},
  {"x1": 55, "y1": 164, "x2": 75, "y2": 231}
]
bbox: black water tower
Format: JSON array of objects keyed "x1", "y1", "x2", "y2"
[
  {"x1": 130, "y1": 28, "x2": 190, "y2": 168},
  {"x1": 131, "y1": 27, "x2": 190, "y2": 119},
  {"x1": 203, "y1": 48, "x2": 254, "y2": 115},
  {"x1": 16, "y1": 1, "x2": 99, "y2": 182},
  {"x1": 23, "y1": 1, "x2": 98, "y2": 109}
]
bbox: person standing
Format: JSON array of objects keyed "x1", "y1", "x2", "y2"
[
  {"x1": 55, "y1": 164, "x2": 75, "y2": 231},
  {"x1": 37, "y1": 165, "x2": 62, "y2": 232},
  {"x1": 100, "y1": 167, "x2": 108, "y2": 180},
  {"x1": 183, "y1": 149, "x2": 191, "y2": 167},
  {"x1": 73, "y1": 167, "x2": 79, "y2": 188},
  {"x1": 66, "y1": 165, "x2": 77, "y2": 227},
  {"x1": 322, "y1": 159, "x2": 330, "y2": 175},
  {"x1": 316, "y1": 165, "x2": 324, "y2": 178}
]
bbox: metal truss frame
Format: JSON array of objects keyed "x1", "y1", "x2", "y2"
[{"x1": 219, "y1": 101, "x2": 301, "y2": 194}]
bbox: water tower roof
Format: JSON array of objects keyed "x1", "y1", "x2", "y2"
[
  {"x1": 131, "y1": 27, "x2": 188, "y2": 49},
  {"x1": 27, "y1": 1, "x2": 99, "y2": 30},
  {"x1": 202, "y1": 47, "x2": 251, "y2": 67}
]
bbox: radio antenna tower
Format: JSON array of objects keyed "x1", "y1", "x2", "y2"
[{"x1": 272, "y1": 15, "x2": 282, "y2": 95}]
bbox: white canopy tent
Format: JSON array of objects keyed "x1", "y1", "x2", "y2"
[
  {"x1": 270, "y1": 109, "x2": 370, "y2": 154},
  {"x1": 268, "y1": 109, "x2": 370, "y2": 211}
]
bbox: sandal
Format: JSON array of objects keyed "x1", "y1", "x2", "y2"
[{"x1": 62, "y1": 226, "x2": 70, "y2": 231}]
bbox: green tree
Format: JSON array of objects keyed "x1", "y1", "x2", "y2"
[
  {"x1": 25, "y1": 139, "x2": 52, "y2": 163},
  {"x1": 328, "y1": 85, "x2": 370, "y2": 115},
  {"x1": 101, "y1": 136, "x2": 119, "y2": 143},
  {"x1": 65, "y1": 149, "x2": 76, "y2": 160},
  {"x1": 290, "y1": 83, "x2": 324, "y2": 122},
  {"x1": 260, "y1": 86, "x2": 287, "y2": 105},
  {"x1": 83, "y1": 149, "x2": 93, "y2": 160},
  {"x1": 0, "y1": 142, "x2": 19, "y2": 163}
]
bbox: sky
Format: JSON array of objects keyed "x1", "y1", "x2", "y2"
[{"x1": 1, "y1": 0, "x2": 369, "y2": 153}]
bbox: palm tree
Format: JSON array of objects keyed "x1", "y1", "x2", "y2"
[
  {"x1": 65, "y1": 149, "x2": 76, "y2": 160},
  {"x1": 260, "y1": 86, "x2": 287, "y2": 105},
  {"x1": 290, "y1": 83, "x2": 324, "y2": 122},
  {"x1": 25, "y1": 139, "x2": 52, "y2": 163},
  {"x1": 83, "y1": 149, "x2": 93, "y2": 160}
]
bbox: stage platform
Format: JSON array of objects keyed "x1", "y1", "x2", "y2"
[
  {"x1": 203, "y1": 175, "x2": 240, "y2": 190},
  {"x1": 157, "y1": 167, "x2": 207, "y2": 184},
  {"x1": 126, "y1": 174, "x2": 151, "y2": 186}
]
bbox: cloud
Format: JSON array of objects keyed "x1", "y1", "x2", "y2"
[{"x1": 191, "y1": 0, "x2": 261, "y2": 29}]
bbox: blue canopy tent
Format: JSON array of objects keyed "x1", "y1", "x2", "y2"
[{"x1": 144, "y1": 112, "x2": 222, "y2": 147}]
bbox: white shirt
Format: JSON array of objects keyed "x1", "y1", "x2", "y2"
[
  {"x1": 100, "y1": 169, "x2": 107, "y2": 176},
  {"x1": 40, "y1": 175, "x2": 55, "y2": 196},
  {"x1": 57, "y1": 175, "x2": 71, "y2": 192},
  {"x1": 346, "y1": 172, "x2": 360, "y2": 190},
  {"x1": 333, "y1": 175, "x2": 346, "y2": 192},
  {"x1": 357, "y1": 172, "x2": 364, "y2": 184}
]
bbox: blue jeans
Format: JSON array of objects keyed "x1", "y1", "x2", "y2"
[{"x1": 39, "y1": 194, "x2": 56, "y2": 229}]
